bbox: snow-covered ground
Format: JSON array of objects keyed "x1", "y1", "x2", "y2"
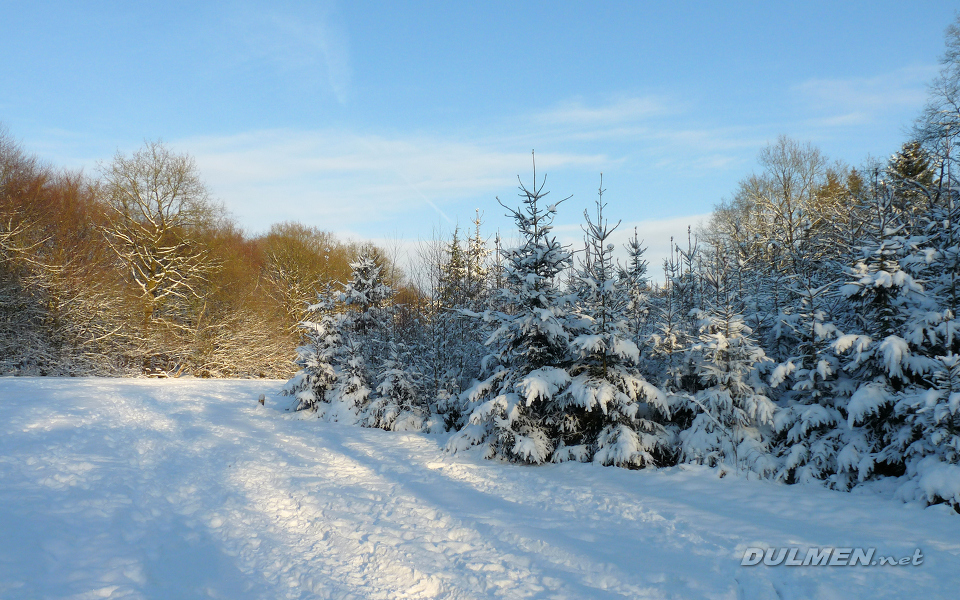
[{"x1": 0, "y1": 378, "x2": 957, "y2": 600}]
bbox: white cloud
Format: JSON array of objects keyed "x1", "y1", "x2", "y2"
[
  {"x1": 802, "y1": 112, "x2": 871, "y2": 128},
  {"x1": 231, "y1": 6, "x2": 352, "y2": 105},
  {"x1": 793, "y1": 65, "x2": 936, "y2": 120},
  {"x1": 537, "y1": 95, "x2": 675, "y2": 125},
  {"x1": 178, "y1": 129, "x2": 608, "y2": 234},
  {"x1": 24, "y1": 95, "x2": 744, "y2": 255},
  {"x1": 527, "y1": 96, "x2": 765, "y2": 173}
]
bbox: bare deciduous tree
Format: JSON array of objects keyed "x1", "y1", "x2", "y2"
[{"x1": 99, "y1": 141, "x2": 222, "y2": 370}]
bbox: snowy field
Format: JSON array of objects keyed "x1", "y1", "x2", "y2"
[{"x1": 0, "y1": 378, "x2": 958, "y2": 600}]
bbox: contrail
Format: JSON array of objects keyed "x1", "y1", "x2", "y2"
[{"x1": 358, "y1": 136, "x2": 455, "y2": 225}]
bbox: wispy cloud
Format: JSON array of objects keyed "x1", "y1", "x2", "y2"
[
  {"x1": 649, "y1": 127, "x2": 761, "y2": 152},
  {"x1": 231, "y1": 6, "x2": 351, "y2": 105},
  {"x1": 174, "y1": 95, "x2": 755, "y2": 240},
  {"x1": 179, "y1": 129, "x2": 607, "y2": 234},
  {"x1": 524, "y1": 96, "x2": 764, "y2": 174},
  {"x1": 24, "y1": 89, "x2": 842, "y2": 266},
  {"x1": 802, "y1": 112, "x2": 871, "y2": 128},
  {"x1": 793, "y1": 65, "x2": 935, "y2": 122},
  {"x1": 537, "y1": 95, "x2": 675, "y2": 126}
]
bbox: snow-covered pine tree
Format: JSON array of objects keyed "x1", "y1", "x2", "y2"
[
  {"x1": 283, "y1": 254, "x2": 395, "y2": 422},
  {"x1": 885, "y1": 142, "x2": 960, "y2": 507},
  {"x1": 437, "y1": 227, "x2": 467, "y2": 307},
  {"x1": 892, "y1": 352, "x2": 960, "y2": 509},
  {"x1": 888, "y1": 141, "x2": 936, "y2": 222},
  {"x1": 332, "y1": 253, "x2": 396, "y2": 421},
  {"x1": 434, "y1": 227, "x2": 469, "y2": 395},
  {"x1": 648, "y1": 234, "x2": 702, "y2": 395},
  {"x1": 341, "y1": 254, "x2": 394, "y2": 338},
  {"x1": 618, "y1": 227, "x2": 650, "y2": 348},
  {"x1": 451, "y1": 214, "x2": 492, "y2": 393},
  {"x1": 875, "y1": 17, "x2": 960, "y2": 506},
  {"x1": 466, "y1": 210, "x2": 491, "y2": 307},
  {"x1": 327, "y1": 338, "x2": 374, "y2": 421},
  {"x1": 831, "y1": 173, "x2": 934, "y2": 489},
  {"x1": 769, "y1": 272, "x2": 852, "y2": 484},
  {"x1": 282, "y1": 285, "x2": 343, "y2": 411},
  {"x1": 555, "y1": 178, "x2": 671, "y2": 467},
  {"x1": 447, "y1": 157, "x2": 577, "y2": 464},
  {"x1": 364, "y1": 339, "x2": 433, "y2": 431},
  {"x1": 757, "y1": 176, "x2": 856, "y2": 485},
  {"x1": 680, "y1": 248, "x2": 777, "y2": 475},
  {"x1": 427, "y1": 222, "x2": 491, "y2": 426}
]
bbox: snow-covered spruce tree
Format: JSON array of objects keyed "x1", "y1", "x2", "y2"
[
  {"x1": 875, "y1": 19, "x2": 960, "y2": 506},
  {"x1": 646, "y1": 247, "x2": 683, "y2": 390},
  {"x1": 647, "y1": 233, "x2": 703, "y2": 395},
  {"x1": 447, "y1": 158, "x2": 577, "y2": 463},
  {"x1": 679, "y1": 249, "x2": 777, "y2": 475},
  {"x1": 363, "y1": 339, "x2": 433, "y2": 431},
  {"x1": 466, "y1": 210, "x2": 492, "y2": 308},
  {"x1": 341, "y1": 254, "x2": 394, "y2": 339},
  {"x1": 768, "y1": 268, "x2": 853, "y2": 484},
  {"x1": 891, "y1": 352, "x2": 960, "y2": 509},
  {"x1": 887, "y1": 141, "x2": 936, "y2": 222},
  {"x1": 283, "y1": 287, "x2": 342, "y2": 411},
  {"x1": 618, "y1": 227, "x2": 651, "y2": 348},
  {"x1": 830, "y1": 175, "x2": 934, "y2": 490},
  {"x1": 422, "y1": 222, "x2": 492, "y2": 428},
  {"x1": 758, "y1": 178, "x2": 856, "y2": 484},
  {"x1": 444, "y1": 216, "x2": 491, "y2": 395},
  {"x1": 646, "y1": 232, "x2": 708, "y2": 447},
  {"x1": 748, "y1": 170, "x2": 872, "y2": 489},
  {"x1": 554, "y1": 179, "x2": 671, "y2": 467},
  {"x1": 331, "y1": 254, "x2": 397, "y2": 422},
  {"x1": 433, "y1": 226, "x2": 469, "y2": 396},
  {"x1": 884, "y1": 146, "x2": 960, "y2": 507},
  {"x1": 283, "y1": 254, "x2": 395, "y2": 422}
]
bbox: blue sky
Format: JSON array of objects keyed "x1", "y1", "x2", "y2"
[{"x1": 2, "y1": 1, "x2": 958, "y2": 280}]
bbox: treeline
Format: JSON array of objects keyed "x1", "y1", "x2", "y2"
[
  {"x1": 0, "y1": 134, "x2": 405, "y2": 377},
  {"x1": 285, "y1": 20, "x2": 960, "y2": 508}
]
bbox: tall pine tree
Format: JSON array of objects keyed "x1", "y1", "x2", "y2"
[{"x1": 447, "y1": 157, "x2": 577, "y2": 463}]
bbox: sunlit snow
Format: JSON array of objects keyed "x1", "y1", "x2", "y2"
[{"x1": 1, "y1": 377, "x2": 958, "y2": 599}]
